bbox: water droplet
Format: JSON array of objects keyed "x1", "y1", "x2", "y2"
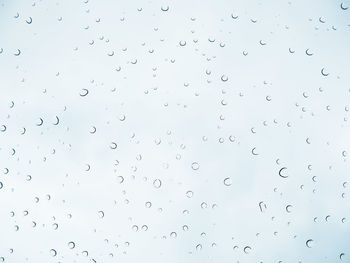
[
  {"x1": 186, "y1": 190, "x2": 194, "y2": 198},
  {"x1": 306, "y1": 239, "x2": 313, "y2": 248},
  {"x1": 223, "y1": 177, "x2": 232, "y2": 186},
  {"x1": 98, "y1": 211, "x2": 105, "y2": 218},
  {"x1": 50, "y1": 249, "x2": 57, "y2": 257},
  {"x1": 221, "y1": 75, "x2": 228, "y2": 82},
  {"x1": 191, "y1": 162, "x2": 200, "y2": 170},
  {"x1": 152, "y1": 178, "x2": 162, "y2": 188},
  {"x1": 68, "y1": 241, "x2": 75, "y2": 249},
  {"x1": 244, "y1": 246, "x2": 252, "y2": 254}
]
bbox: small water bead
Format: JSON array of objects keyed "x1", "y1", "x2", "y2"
[
  {"x1": 141, "y1": 225, "x2": 148, "y2": 231},
  {"x1": 221, "y1": 75, "x2": 228, "y2": 82},
  {"x1": 145, "y1": 201, "x2": 152, "y2": 208},
  {"x1": 183, "y1": 225, "x2": 189, "y2": 231},
  {"x1": 82, "y1": 251, "x2": 89, "y2": 257},
  {"x1": 153, "y1": 179, "x2": 162, "y2": 188},
  {"x1": 97, "y1": 211, "x2": 105, "y2": 218},
  {"x1": 170, "y1": 232, "x2": 177, "y2": 238},
  {"x1": 161, "y1": 6, "x2": 169, "y2": 11},
  {"x1": 110, "y1": 142, "x2": 117, "y2": 149},
  {"x1": 132, "y1": 225, "x2": 138, "y2": 232},
  {"x1": 196, "y1": 244, "x2": 202, "y2": 251},
  {"x1": 68, "y1": 241, "x2": 75, "y2": 249},
  {"x1": 201, "y1": 202, "x2": 208, "y2": 209},
  {"x1": 186, "y1": 191, "x2": 194, "y2": 198},
  {"x1": 179, "y1": 40, "x2": 186, "y2": 46},
  {"x1": 342, "y1": 151, "x2": 347, "y2": 157},
  {"x1": 243, "y1": 246, "x2": 252, "y2": 254},
  {"x1": 191, "y1": 162, "x2": 200, "y2": 170},
  {"x1": 50, "y1": 249, "x2": 57, "y2": 257},
  {"x1": 117, "y1": 176, "x2": 124, "y2": 184},
  {"x1": 286, "y1": 205, "x2": 293, "y2": 213},
  {"x1": 223, "y1": 177, "x2": 232, "y2": 186},
  {"x1": 306, "y1": 239, "x2": 313, "y2": 248}
]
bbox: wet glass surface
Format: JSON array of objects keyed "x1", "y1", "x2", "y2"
[{"x1": 0, "y1": 0, "x2": 350, "y2": 262}]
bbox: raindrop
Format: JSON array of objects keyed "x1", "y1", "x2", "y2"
[
  {"x1": 191, "y1": 162, "x2": 200, "y2": 170},
  {"x1": 179, "y1": 40, "x2": 186, "y2": 46},
  {"x1": 306, "y1": 239, "x2": 313, "y2": 248},
  {"x1": 221, "y1": 75, "x2": 228, "y2": 82},
  {"x1": 201, "y1": 202, "x2": 208, "y2": 209},
  {"x1": 153, "y1": 179, "x2": 162, "y2": 188},
  {"x1": 50, "y1": 249, "x2": 57, "y2": 257},
  {"x1": 68, "y1": 241, "x2": 75, "y2": 249},
  {"x1": 223, "y1": 177, "x2": 232, "y2": 186},
  {"x1": 244, "y1": 246, "x2": 251, "y2": 254},
  {"x1": 186, "y1": 190, "x2": 194, "y2": 198},
  {"x1": 98, "y1": 211, "x2": 105, "y2": 218}
]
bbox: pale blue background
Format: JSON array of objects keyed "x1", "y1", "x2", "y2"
[{"x1": 0, "y1": 0, "x2": 350, "y2": 262}]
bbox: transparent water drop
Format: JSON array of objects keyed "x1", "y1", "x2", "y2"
[
  {"x1": 191, "y1": 162, "x2": 200, "y2": 170},
  {"x1": 50, "y1": 249, "x2": 57, "y2": 257},
  {"x1": 153, "y1": 179, "x2": 162, "y2": 188},
  {"x1": 68, "y1": 241, "x2": 75, "y2": 249},
  {"x1": 223, "y1": 177, "x2": 232, "y2": 186}
]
